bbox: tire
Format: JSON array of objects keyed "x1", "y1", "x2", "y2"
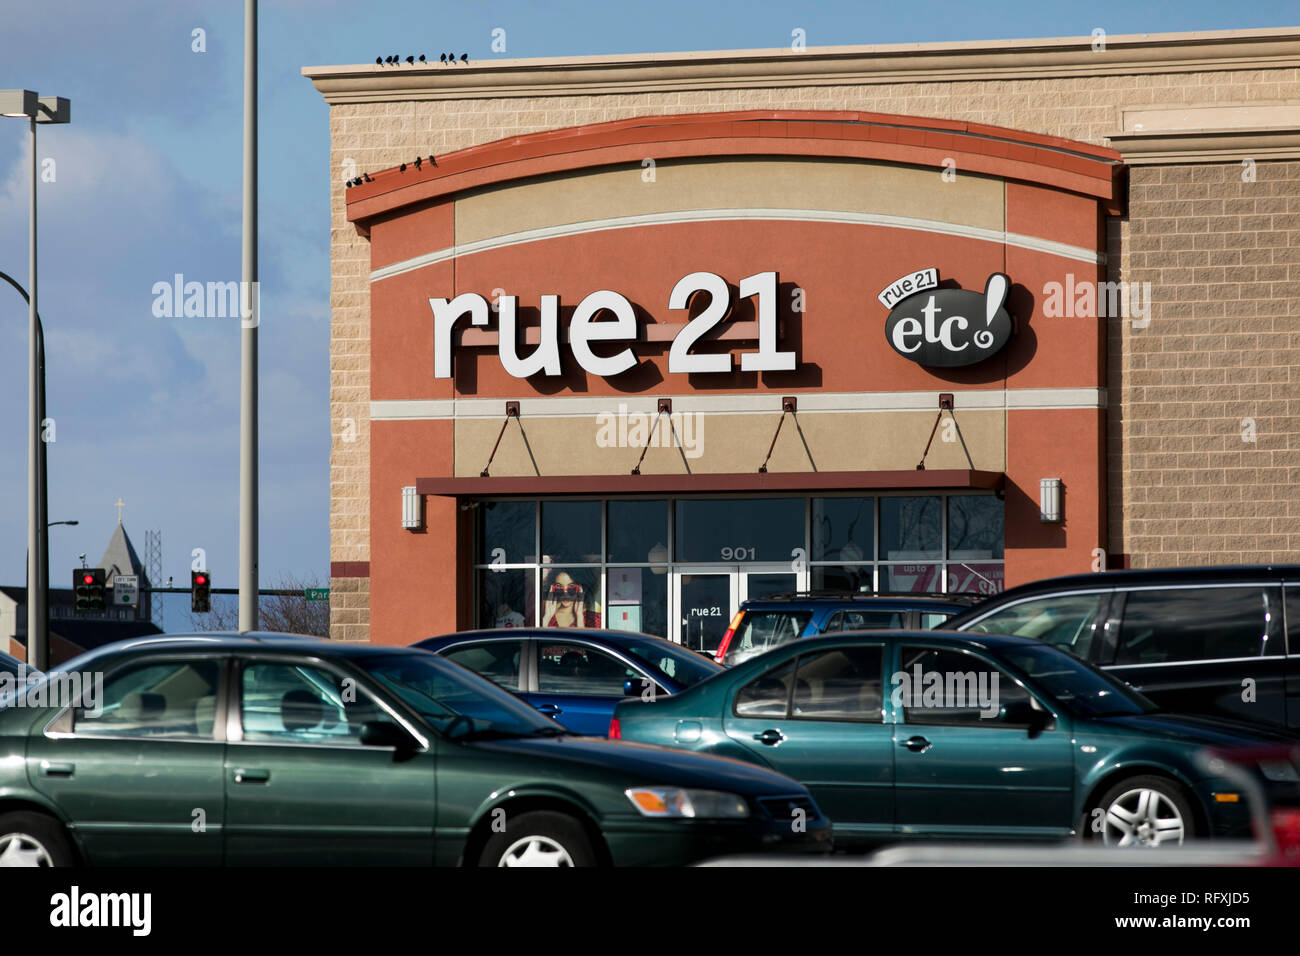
[
  {"x1": 478, "y1": 810, "x2": 597, "y2": 867},
  {"x1": 1087, "y1": 775, "x2": 1200, "y2": 848},
  {"x1": 0, "y1": 812, "x2": 76, "y2": 867}
]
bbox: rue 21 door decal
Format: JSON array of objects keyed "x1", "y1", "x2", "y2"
[{"x1": 879, "y1": 270, "x2": 1014, "y2": 368}]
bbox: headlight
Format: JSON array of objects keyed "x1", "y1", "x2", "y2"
[
  {"x1": 625, "y1": 787, "x2": 750, "y2": 819},
  {"x1": 1260, "y1": 760, "x2": 1300, "y2": 783}
]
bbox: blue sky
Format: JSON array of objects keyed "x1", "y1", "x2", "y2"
[{"x1": 0, "y1": 0, "x2": 1294, "y2": 625}]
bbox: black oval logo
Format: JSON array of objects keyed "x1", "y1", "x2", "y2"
[{"x1": 884, "y1": 273, "x2": 1013, "y2": 368}]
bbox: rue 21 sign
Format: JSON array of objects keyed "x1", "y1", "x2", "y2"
[
  {"x1": 429, "y1": 271, "x2": 795, "y2": 379},
  {"x1": 879, "y1": 269, "x2": 1014, "y2": 368}
]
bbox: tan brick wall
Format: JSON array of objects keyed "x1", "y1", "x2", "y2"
[
  {"x1": 323, "y1": 61, "x2": 1300, "y2": 637},
  {"x1": 1108, "y1": 160, "x2": 1300, "y2": 566},
  {"x1": 328, "y1": 574, "x2": 370, "y2": 642}
]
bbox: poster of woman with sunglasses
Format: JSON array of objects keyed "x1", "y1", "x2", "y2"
[{"x1": 541, "y1": 568, "x2": 602, "y2": 628}]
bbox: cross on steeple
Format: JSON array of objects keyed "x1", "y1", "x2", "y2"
[{"x1": 115, "y1": 497, "x2": 125, "y2": 525}]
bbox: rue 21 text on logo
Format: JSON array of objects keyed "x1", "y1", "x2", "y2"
[
  {"x1": 880, "y1": 270, "x2": 1014, "y2": 368},
  {"x1": 430, "y1": 270, "x2": 795, "y2": 379}
]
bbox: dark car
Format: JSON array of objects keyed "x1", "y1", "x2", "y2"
[
  {"x1": 0, "y1": 632, "x2": 830, "y2": 867},
  {"x1": 414, "y1": 628, "x2": 722, "y2": 735},
  {"x1": 613, "y1": 630, "x2": 1297, "y2": 849},
  {"x1": 714, "y1": 591, "x2": 978, "y2": 667},
  {"x1": 941, "y1": 565, "x2": 1300, "y2": 733}
]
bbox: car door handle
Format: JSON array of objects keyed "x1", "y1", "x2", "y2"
[
  {"x1": 753, "y1": 729, "x2": 785, "y2": 746},
  {"x1": 900, "y1": 736, "x2": 932, "y2": 753},
  {"x1": 232, "y1": 768, "x2": 271, "y2": 784},
  {"x1": 535, "y1": 703, "x2": 563, "y2": 716},
  {"x1": 39, "y1": 761, "x2": 74, "y2": 777}
]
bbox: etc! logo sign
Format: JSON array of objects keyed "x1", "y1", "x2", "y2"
[{"x1": 879, "y1": 269, "x2": 1013, "y2": 368}]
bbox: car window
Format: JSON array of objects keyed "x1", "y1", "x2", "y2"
[
  {"x1": 965, "y1": 592, "x2": 1104, "y2": 660},
  {"x1": 898, "y1": 646, "x2": 1030, "y2": 727},
  {"x1": 920, "y1": 612, "x2": 955, "y2": 629},
  {"x1": 1288, "y1": 587, "x2": 1300, "y2": 656},
  {"x1": 726, "y1": 610, "x2": 812, "y2": 664},
  {"x1": 442, "y1": 640, "x2": 523, "y2": 691},
  {"x1": 791, "y1": 647, "x2": 884, "y2": 722},
  {"x1": 1114, "y1": 586, "x2": 1277, "y2": 665},
  {"x1": 74, "y1": 659, "x2": 221, "y2": 740},
  {"x1": 240, "y1": 662, "x2": 386, "y2": 745},
  {"x1": 621, "y1": 640, "x2": 721, "y2": 688},
  {"x1": 825, "y1": 610, "x2": 904, "y2": 632},
  {"x1": 734, "y1": 659, "x2": 797, "y2": 717},
  {"x1": 537, "y1": 642, "x2": 641, "y2": 696}
]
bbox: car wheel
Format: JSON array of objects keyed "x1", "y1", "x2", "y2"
[
  {"x1": 479, "y1": 810, "x2": 597, "y2": 867},
  {"x1": 1089, "y1": 775, "x2": 1199, "y2": 847},
  {"x1": 0, "y1": 812, "x2": 75, "y2": 867}
]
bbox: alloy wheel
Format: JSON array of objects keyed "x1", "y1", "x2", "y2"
[
  {"x1": 1101, "y1": 787, "x2": 1186, "y2": 847},
  {"x1": 0, "y1": 832, "x2": 53, "y2": 867},
  {"x1": 497, "y1": 835, "x2": 575, "y2": 867}
]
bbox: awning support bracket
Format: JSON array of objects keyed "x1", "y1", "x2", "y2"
[
  {"x1": 759, "y1": 397, "x2": 816, "y2": 473},
  {"x1": 917, "y1": 393, "x2": 974, "y2": 471}
]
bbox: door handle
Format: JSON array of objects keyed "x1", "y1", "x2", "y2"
[
  {"x1": 39, "y1": 761, "x2": 74, "y2": 777},
  {"x1": 900, "y1": 736, "x2": 932, "y2": 753},
  {"x1": 535, "y1": 703, "x2": 563, "y2": 717},
  {"x1": 233, "y1": 768, "x2": 270, "y2": 784},
  {"x1": 753, "y1": 729, "x2": 785, "y2": 746}
]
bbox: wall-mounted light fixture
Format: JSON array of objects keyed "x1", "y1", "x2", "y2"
[
  {"x1": 1040, "y1": 478, "x2": 1063, "y2": 523},
  {"x1": 401, "y1": 485, "x2": 424, "y2": 531}
]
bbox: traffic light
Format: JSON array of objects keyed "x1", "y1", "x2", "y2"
[
  {"x1": 74, "y1": 568, "x2": 106, "y2": 614},
  {"x1": 191, "y1": 570, "x2": 211, "y2": 613}
]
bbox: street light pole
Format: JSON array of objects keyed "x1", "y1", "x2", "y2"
[
  {"x1": 1, "y1": 91, "x2": 70, "y2": 670},
  {"x1": 26, "y1": 111, "x2": 43, "y2": 670},
  {"x1": 239, "y1": 0, "x2": 259, "y2": 632}
]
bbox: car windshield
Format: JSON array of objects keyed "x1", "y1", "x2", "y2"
[
  {"x1": 356, "y1": 652, "x2": 562, "y2": 738},
  {"x1": 621, "y1": 639, "x2": 721, "y2": 688},
  {"x1": 994, "y1": 644, "x2": 1158, "y2": 718}
]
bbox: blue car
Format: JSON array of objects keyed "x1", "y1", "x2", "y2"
[{"x1": 414, "y1": 629, "x2": 723, "y2": 735}]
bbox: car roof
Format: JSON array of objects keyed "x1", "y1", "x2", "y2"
[
  {"x1": 741, "y1": 594, "x2": 974, "y2": 609},
  {"x1": 58, "y1": 631, "x2": 430, "y2": 663},
  {"x1": 416, "y1": 628, "x2": 675, "y2": 647},
  {"x1": 943, "y1": 564, "x2": 1300, "y2": 627},
  {"x1": 745, "y1": 628, "x2": 1045, "y2": 656}
]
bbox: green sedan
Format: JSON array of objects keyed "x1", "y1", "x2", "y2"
[
  {"x1": 612, "y1": 630, "x2": 1297, "y2": 848},
  {"x1": 0, "y1": 633, "x2": 831, "y2": 866}
]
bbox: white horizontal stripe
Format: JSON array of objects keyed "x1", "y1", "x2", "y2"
[
  {"x1": 371, "y1": 388, "x2": 1106, "y2": 421},
  {"x1": 370, "y1": 208, "x2": 1104, "y2": 282}
]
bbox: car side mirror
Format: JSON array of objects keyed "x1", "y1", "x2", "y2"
[
  {"x1": 1000, "y1": 701, "x2": 1053, "y2": 738},
  {"x1": 360, "y1": 720, "x2": 417, "y2": 750}
]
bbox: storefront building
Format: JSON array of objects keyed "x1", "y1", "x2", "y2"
[{"x1": 305, "y1": 28, "x2": 1300, "y2": 647}]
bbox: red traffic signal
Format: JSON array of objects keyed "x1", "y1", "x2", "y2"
[
  {"x1": 74, "y1": 568, "x2": 106, "y2": 614},
  {"x1": 191, "y1": 570, "x2": 212, "y2": 613}
]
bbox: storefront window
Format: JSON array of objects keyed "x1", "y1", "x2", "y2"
[
  {"x1": 541, "y1": 500, "x2": 601, "y2": 564},
  {"x1": 880, "y1": 496, "x2": 942, "y2": 561},
  {"x1": 880, "y1": 563, "x2": 943, "y2": 593},
  {"x1": 811, "y1": 564, "x2": 874, "y2": 594},
  {"x1": 812, "y1": 497, "x2": 874, "y2": 562},
  {"x1": 539, "y1": 566, "x2": 602, "y2": 628},
  {"x1": 674, "y1": 497, "x2": 804, "y2": 563},
  {"x1": 477, "y1": 568, "x2": 534, "y2": 628},
  {"x1": 607, "y1": 499, "x2": 668, "y2": 564},
  {"x1": 606, "y1": 566, "x2": 667, "y2": 636},
  {"x1": 477, "y1": 500, "x2": 536, "y2": 566},
  {"x1": 948, "y1": 494, "x2": 1005, "y2": 560},
  {"x1": 472, "y1": 493, "x2": 1003, "y2": 640}
]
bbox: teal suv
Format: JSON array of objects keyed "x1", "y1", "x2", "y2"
[{"x1": 613, "y1": 631, "x2": 1297, "y2": 848}]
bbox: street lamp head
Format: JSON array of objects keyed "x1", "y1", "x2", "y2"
[
  {"x1": 36, "y1": 97, "x2": 70, "y2": 125},
  {"x1": 0, "y1": 92, "x2": 70, "y2": 123},
  {"x1": 0, "y1": 89, "x2": 37, "y2": 118}
]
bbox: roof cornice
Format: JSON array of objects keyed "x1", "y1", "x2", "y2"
[{"x1": 304, "y1": 28, "x2": 1300, "y2": 103}]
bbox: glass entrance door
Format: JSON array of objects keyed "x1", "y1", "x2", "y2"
[
  {"x1": 672, "y1": 567, "x2": 803, "y2": 650},
  {"x1": 676, "y1": 571, "x2": 736, "y2": 654}
]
